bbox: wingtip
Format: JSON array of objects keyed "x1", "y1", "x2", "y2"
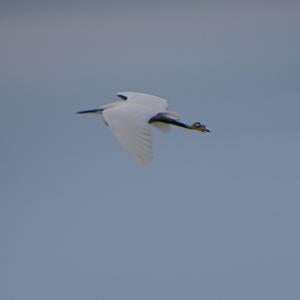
[{"x1": 116, "y1": 93, "x2": 128, "y2": 100}]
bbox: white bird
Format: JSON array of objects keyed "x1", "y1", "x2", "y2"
[{"x1": 77, "y1": 92, "x2": 209, "y2": 163}]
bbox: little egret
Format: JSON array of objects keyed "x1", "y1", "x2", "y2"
[{"x1": 77, "y1": 92, "x2": 209, "y2": 163}]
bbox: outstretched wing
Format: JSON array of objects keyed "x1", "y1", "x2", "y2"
[
  {"x1": 117, "y1": 92, "x2": 168, "y2": 111},
  {"x1": 103, "y1": 103, "x2": 154, "y2": 163}
]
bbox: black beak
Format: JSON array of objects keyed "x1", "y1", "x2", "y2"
[{"x1": 76, "y1": 109, "x2": 103, "y2": 114}]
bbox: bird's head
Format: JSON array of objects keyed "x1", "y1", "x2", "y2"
[{"x1": 190, "y1": 122, "x2": 210, "y2": 133}]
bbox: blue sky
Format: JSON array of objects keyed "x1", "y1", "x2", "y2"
[{"x1": 1, "y1": 2, "x2": 300, "y2": 299}]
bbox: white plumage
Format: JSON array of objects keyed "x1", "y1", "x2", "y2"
[
  {"x1": 103, "y1": 102, "x2": 155, "y2": 163},
  {"x1": 77, "y1": 92, "x2": 209, "y2": 163},
  {"x1": 117, "y1": 92, "x2": 168, "y2": 111}
]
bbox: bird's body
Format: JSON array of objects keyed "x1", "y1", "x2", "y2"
[{"x1": 77, "y1": 92, "x2": 209, "y2": 163}]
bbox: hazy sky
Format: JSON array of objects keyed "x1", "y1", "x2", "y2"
[{"x1": 1, "y1": 1, "x2": 300, "y2": 299}]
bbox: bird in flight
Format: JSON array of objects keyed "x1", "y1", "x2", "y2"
[{"x1": 77, "y1": 92, "x2": 209, "y2": 163}]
